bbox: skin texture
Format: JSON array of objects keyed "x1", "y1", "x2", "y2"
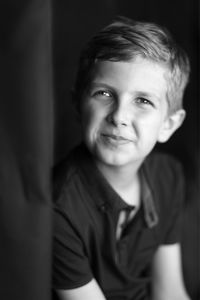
[{"x1": 80, "y1": 58, "x2": 185, "y2": 176}]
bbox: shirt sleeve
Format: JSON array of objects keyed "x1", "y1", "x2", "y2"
[
  {"x1": 162, "y1": 160, "x2": 185, "y2": 245},
  {"x1": 52, "y1": 206, "x2": 93, "y2": 290}
]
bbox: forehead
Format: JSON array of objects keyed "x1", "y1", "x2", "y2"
[{"x1": 89, "y1": 57, "x2": 169, "y2": 98}]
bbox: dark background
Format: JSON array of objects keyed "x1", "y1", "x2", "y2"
[
  {"x1": 52, "y1": 1, "x2": 199, "y2": 299},
  {"x1": 0, "y1": 1, "x2": 198, "y2": 300},
  {"x1": 0, "y1": 1, "x2": 53, "y2": 299}
]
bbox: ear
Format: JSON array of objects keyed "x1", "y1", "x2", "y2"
[{"x1": 158, "y1": 109, "x2": 186, "y2": 143}]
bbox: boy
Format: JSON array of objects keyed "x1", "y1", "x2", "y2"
[{"x1": 53, "y1": 17, "x2": 191, "y2": 300}]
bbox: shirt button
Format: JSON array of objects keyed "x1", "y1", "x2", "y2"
[{"x1": 99, "y1": 204, "x2": 106, "y2": 212}]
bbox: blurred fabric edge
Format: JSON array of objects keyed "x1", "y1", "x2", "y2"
[{"x1": 0, "y1": 1, "x2": 53, "y2": 300}]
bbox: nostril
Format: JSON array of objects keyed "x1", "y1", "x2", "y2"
[
  {"x1": 106, "y1": 103, "x2": 129, "y2": 127},
  {"x1": 107, "y1": 115, "x2": 127, "y2": 127},
  {"x1": 107, "y1": 114, "x2": 115, "y2": 125}
]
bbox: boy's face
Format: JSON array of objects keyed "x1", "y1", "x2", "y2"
[{"x1": 80, "y1": 57, "x2": 178, "y2": 168}]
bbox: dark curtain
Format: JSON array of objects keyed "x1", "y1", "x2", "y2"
[{"x1": 0, "y1": 1, "x2": 53, "y2": 299}]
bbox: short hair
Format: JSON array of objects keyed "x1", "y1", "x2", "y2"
[{"x1": 74, "y1": 16, "x2": 190, "y2": 113}]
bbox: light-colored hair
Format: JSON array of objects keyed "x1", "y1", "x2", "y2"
[{"x1": 74, "y1": 16, "x2": 190, "y2": 113}]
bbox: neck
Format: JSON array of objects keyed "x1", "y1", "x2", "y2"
[
  {"x1": 96, "y1": 161, "x2": 142, "y2": 193},
  {"x1": 95, "y1": 160, "x2": 143, "y2": 207},
  {"x1": 96, "y1": 160, "x2": 142, "y2": 187}
]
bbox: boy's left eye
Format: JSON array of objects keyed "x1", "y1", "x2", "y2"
[{"x1": 135, "y1": 97, "x2": 154, "y2": 107}]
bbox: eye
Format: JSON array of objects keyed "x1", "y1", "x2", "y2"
[
  {"x1": 94, "y1": 90, "x2": 112, "y2": 98},
  {"x1": 135, "y1": 97, "x2": 154, "y2": 107}
]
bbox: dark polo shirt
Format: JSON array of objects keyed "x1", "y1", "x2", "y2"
[{"x1": 52, "y1": 143, "x2": 184, "y2": 300}]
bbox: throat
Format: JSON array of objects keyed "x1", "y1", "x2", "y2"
[
  {"x1": 96, "y1": 162, "x2": 142, "y2": 204},
  {"x1": 115, "y1": 177, "x2": 141, "y2": 207}
]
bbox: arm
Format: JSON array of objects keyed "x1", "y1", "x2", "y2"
[
  {"x1": 55, "y1": 278, "x2": 106, "y2": 300},
  {"x1": 151, "y1": 243, "x2": 191, "y2": 300}
]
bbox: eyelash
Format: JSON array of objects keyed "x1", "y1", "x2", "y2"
[
  {"x1": 94, "y1": 90, "x2": 112, "y2": 97},
  {"x1": 92, "y1": 91, "x2": 154, "y2": 108},
  {"x1": 135, "y1": 97, "x2": 154, "y2": 107}
]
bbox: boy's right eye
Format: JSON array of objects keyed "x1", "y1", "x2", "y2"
[{"x1": 93, "y1": 90, "x2": 112, "y2": 98}]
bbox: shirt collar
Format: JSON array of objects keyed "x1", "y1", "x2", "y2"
[
  {"x1": 76, "y1": 143, "x2": 158, "y2": 228},
  {"x1": 139, "y1": 166, "x2": 159, "y2": 228}
]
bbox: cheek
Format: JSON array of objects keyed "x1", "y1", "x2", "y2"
[
  {"x1": 82, "y1": 102, "x2": 107, "y2": 127},
  {"x1": 81, "y1": 102, "x2": 94, "y2": 123},
  {"x1": 138, "y1": 115, "x2": 164, "y2": 138},
  {"x1": 81, "y1": 105, "x2": 102, "y2": 139}
]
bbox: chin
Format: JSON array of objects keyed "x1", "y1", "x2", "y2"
[{"x1": 96, "y1": 147, "x2": 134, "y2": 167}]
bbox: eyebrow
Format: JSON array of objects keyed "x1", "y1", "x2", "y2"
[
  {"x1": 134, "y1": 91, "x2": 161, "y2": 102},
  {"x1": 89, "y1": 82, "x2": 113, "y2": 89},
  {"x1": 87, "y1": 82, "x2": 116, "y2": 95}
]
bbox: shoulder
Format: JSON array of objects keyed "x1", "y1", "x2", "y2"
[
  {"x1": 53, "y1": 144, "x2": 94, "y2": 226},
  {"x1": 144, "y1": 152, "x2": 185, "y2": 244},
  {"x1": 144, "y1": 151, "x2": 184, "y2": 184},
  {"x1": 53, "y1": 147, "x2": 80, "y2": 201},
  {"x1": 143, "y1": 151, "x2": 185, "y2": 212},
  {"x1": 53, "y1": 144, "x2": 91, "y2": 211}
]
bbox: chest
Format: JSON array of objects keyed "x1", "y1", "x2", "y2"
[{"x1": 86, "y1": 207, "x2": 159, "y2": 287}]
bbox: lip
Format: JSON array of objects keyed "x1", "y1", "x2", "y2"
[{"x1": 101, "y1": 133, "x2": 133, "y2": 145}]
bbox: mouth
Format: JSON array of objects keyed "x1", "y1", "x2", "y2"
[{"x1": 101, "y1": 133, "x2": 133, "y2": 145}]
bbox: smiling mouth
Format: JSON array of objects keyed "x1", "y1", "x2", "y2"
[{"x1": 101, "y1": 134, "x2": 132, "y2": 145}]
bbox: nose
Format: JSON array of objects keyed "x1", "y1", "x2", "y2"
[{"x1": 107, "y1": 100, "x2": 129, "y2": 127}]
